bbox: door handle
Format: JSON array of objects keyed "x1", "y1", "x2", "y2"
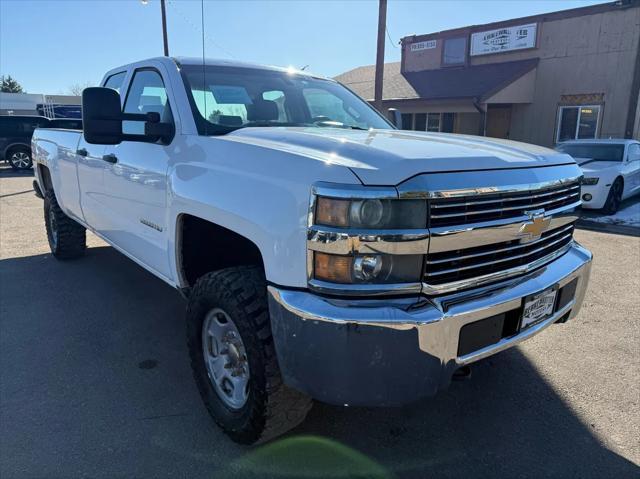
[
  {"x1": 76, "y1": 148, "x2": 88, "y2": 157},
  {"x1": 102, "y1": 153, "x2": 118, "y2": 164}
]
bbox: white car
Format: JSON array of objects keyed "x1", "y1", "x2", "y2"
[{"x1": 556, "y1": 139, "x2": 640, "y2": 214}]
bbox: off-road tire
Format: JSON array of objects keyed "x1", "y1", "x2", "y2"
[
  {"x1": 7, "y1": 146, "x2": 33, "y2": 170},
  {"x1": 186, "y1": 266, "x2": 312, "y2": 445},
  {"x1": 44, "y1": 190, "x2": 86, "y2": 259},
  {"x1": 603, "y1": 177, "x2": 623, "y2": 215}
]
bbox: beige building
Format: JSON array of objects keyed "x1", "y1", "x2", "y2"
[{"x1": 336, "y1": 0, "x2": 640, "y2": 146}]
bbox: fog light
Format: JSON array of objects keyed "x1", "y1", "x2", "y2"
[{"x1": 582, "y1": 193, "x2": 592, "y2": 202}]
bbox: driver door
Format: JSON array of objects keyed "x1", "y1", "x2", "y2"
[{"x1": 100, "y1": 68, "x2": 175, "y2": 280}]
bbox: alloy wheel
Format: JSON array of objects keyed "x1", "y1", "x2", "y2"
[{"x1": 10, "y1": 151, "x2": 31, "y2": 169}]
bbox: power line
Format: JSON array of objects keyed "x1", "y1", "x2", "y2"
[
  {"x1": 386, "y1": 25, "x2": 398, "y2": 48},
  {"x1": 166, "y1": 0, "x2": 236, "y2": 59}
]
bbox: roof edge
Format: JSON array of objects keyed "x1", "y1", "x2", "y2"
[{"x1": 401, "y1": 0, "x2": 637, "y2": 45}]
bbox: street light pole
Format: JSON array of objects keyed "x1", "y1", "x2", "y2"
[
  {"x1": 160, "y1": 0, "x2": 169, "y2": 56},
  {"x1": 373, "y1": 0, "x2": 387, "y2": 113}
]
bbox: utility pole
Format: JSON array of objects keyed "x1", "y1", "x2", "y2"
[
  {"x1": 373, "y1": 0, "x2": 387, "y2": 113},
  {"x1": 141, "y1": 0, "x2": 169, "y2": 56},
  {"x1": 160, "y1": 0, "x2": 169, "y2": 56}
]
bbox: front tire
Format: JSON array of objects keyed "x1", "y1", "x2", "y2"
[
  {"x1": 7, "y1": 146, "x2": 32, "y2": 170},
  {"x1": 603, "y1": 178, "x2": 623, "y2": 215},
  {"x1": 186, "y1": 266, "x2": 312, "y2": 444},
  {"x1": 44, "y1": 190, "x2": 86, "y2": 259}
]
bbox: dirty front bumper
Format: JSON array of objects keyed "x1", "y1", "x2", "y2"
[{"x1": 268, "y1": 242, "x2": 592, "y2": 407}]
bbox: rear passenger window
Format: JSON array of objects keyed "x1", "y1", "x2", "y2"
[{"x1": 103, "y1": 71, "x2": 127, "y2": 93}]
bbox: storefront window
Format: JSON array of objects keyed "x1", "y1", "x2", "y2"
[
  {"x1": 556, "y1": 105, "x2": 600, "y2": 142},
  {"x1": 427, "y1": 113, "x2": 441, "y2": 132},
  {"x1": 414, "y1": 113, "x2": 427, "y2": 131},
  {"x1": 441, "y1": 112, "x2": 455, "y2": 133},
  {"x1": 401, "y1": 113, "x2": 413, "y2": 130},
  {"x1": 443, "y1": 38, "x2": 466, "y2": 65}
]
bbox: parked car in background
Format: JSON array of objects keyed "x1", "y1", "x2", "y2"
[
  {"x1": 0, "y1": 116, "x2": 82, "y2": 171},
  {"x1": 0, "y1": 115, "x2": 50, "y2": 170},
  {"x1": 556, "y1": 139, "x2": 640, "y2": 214}
]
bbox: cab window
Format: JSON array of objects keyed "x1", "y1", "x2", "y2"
[
  {"x1": 122, "y1": 69, "x2": 174, "y2": 136},
  {"x1": 103, "y1": 71, "x2": 127, "y2": 93}
]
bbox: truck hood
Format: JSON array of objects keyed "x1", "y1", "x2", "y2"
[{"x1": 222, "y1": 127, "x2": 575, "y2": 185}]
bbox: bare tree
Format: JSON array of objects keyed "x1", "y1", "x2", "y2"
[{"x1": 67, "y1": 81, "x2": 94, "y2": 96}]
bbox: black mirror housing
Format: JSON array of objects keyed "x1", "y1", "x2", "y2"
[{"x1": 82, "y1": 87, "x2": 123, "y2": 145}]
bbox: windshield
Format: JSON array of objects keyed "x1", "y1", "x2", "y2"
[
  {"x1": 556, "y1": 144, "x2": 625, "y2": 162},
  {"x1": 180, "y1": 64, "x2": 392, "y2": 135}
]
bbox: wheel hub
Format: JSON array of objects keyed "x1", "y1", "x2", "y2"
[
  {"x1": 11, "y1": 152, "x2": 30, "y2": 168},
  {"x1": 202, "y1": 308, "x2": 250, "y2": 409}
]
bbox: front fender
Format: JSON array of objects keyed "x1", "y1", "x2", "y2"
[{"x1": 166, "y1": 135, "x2": 360, "y2": 288}]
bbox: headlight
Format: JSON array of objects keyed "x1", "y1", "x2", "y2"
[
  {"x1": 582, "y1": 177, "x2": 599, "y2": 185},
  {"x1": 309, "y1": 185, "x2": 428, "y2": 293},
  {"x1": 313, "y1": 252, "x2": 423, "y2": 284},
  {"x1": 315, "y1": 197, "x2": 427, "y2": 229}
]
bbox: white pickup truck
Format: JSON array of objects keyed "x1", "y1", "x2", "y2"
[{"x1": 32, "y1": 57, "x2": 592, "y2": 444}]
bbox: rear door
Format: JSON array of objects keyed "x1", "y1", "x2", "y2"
[
  {"x1": 100, "y1": 67, "x2": 174, "y2": 279},
  {"x1": 77, "y1": 71, "x2": 126, "y2": 232}
]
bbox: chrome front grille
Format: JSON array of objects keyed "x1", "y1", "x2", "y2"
[
  {"x1": 425, "y1": 222, "x2": 575, "y2": 287},
  {"x1": 429, "y1": 181, "x2": 581, "y2": 228}
]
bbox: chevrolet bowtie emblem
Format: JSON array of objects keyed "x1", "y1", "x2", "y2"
[{"x1": 519, "y1": 209, "x2": 550, "y2": 243}]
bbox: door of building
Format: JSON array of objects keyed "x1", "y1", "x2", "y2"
[{"x1": 486, "y1": 105, "x2": 512, "y2": 139}]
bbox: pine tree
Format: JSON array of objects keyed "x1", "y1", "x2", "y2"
[{"x1": 0, "y1": 75, "x2": 24, "y2": 93}]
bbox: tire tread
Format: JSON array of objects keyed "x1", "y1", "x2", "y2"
[
  {"x1": 44, "y1": 190, "x2": 86, "y2": 259},
  {"x1": 186, "y1": 266, "x2": 312, "y2": 444}
]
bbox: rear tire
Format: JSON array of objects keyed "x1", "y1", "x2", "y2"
[
  {"x1": 603, "y1": 177, "x2": 623, "y2": 215},
  {"x1": 7, "y1": 146, "x2": 32, "y2": 170},
  {"x1": 44, "y1": 190, "x2": 86, "y2": 259},
  {"x1": 186, "y1": 266, "x2": 312, "y2": 444}
]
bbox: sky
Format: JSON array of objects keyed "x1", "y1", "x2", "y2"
[{"x1": 0, "y1": 0, "x2": 606, "y2": 95}]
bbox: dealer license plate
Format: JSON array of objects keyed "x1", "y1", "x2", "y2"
[{"x1": 521, "y1": 288, "x2": 557, "y2": 329}]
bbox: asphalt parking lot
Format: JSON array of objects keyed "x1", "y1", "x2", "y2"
[{"x1": 1, "y1": 168, "x2": 639, "y2": 479}]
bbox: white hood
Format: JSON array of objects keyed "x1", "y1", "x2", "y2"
[
  {"x1": 576, "y1": 157, "x2": 621, "y2": 175},
  {"x1": 222, "y1": 128, "x2": 575, "y2": 185}
]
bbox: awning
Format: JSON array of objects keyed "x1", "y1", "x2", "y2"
[{"x1": 401, "y1": 58, "x2": 539, "y2": 103}]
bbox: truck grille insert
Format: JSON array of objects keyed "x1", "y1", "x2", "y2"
[
  {"x1": 429, "y1": 182, "x2": 581, "y2": 228},
  {"x1": 425, "y1": 222, "x2": 575, "y2": 286}
]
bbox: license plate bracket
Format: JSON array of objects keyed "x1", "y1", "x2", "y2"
[{"x1": 521, "y1": 286, "x2": 558, "y2": 330}]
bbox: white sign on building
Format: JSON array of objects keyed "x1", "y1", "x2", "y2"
[
  {"x1": 470, "y1": 23, "x2": 537, "y2": 56},
  {"x1": 410, "y1": 40, "x2": 437, "y2": 52}
]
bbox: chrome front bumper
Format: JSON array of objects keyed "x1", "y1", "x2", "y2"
[{"x1": 268, "y1": 242, "x2": 592, "y2": 406}]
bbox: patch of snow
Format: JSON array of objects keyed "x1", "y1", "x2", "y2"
[{"x1": 580, "y1": 197, "x2": 640, "y2": 227}]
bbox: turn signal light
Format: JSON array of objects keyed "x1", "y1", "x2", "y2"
[
  {"x1": 315, "y1": 197, "x2": 350, "y2": 227},
  {"x1": 314, "y1": 252, "x2": 353, "y2": 283}
]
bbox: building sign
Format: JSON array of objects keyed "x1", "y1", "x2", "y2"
[
  {"x1": 470, "y1": 23, "x2": 537, "y2": 56},
  {"x1": 410, "y1": 40, "x2": 437, "y2": 52}
]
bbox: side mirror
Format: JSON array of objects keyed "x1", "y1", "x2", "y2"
[
  {"x1": 387, "y1": 108, "x2": 402, "y2": 129},
  {"x1": 82, "y1": 87, "x2": 123, "y2": 145}
]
